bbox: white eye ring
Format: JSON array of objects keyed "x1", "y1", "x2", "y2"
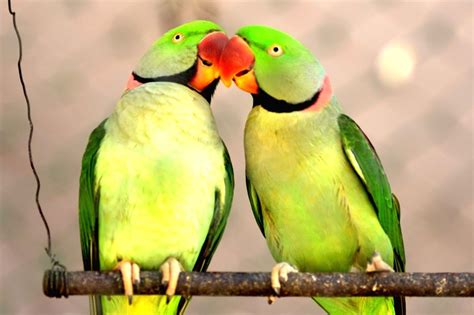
[
  {"x1": 172, "y1": 32, "x2": 184, "y2": 43},
  {"x1": 268, "y1": 44, "x2": 283, "y2": 57}
]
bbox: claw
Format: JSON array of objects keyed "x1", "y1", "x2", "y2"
[
  {"x1": 160, "y1": 259, "x2": 170, "y2": 287},
  {"x1": 132, "y1": 262, "x2": 140, "y2": 285},
  {"x1": 267, "y1": 295, "x2": 278, "y2": 305},
  {"x1": 366, "y1": 252, "x2": 394, "y2": 272},
  {"x1": 160, "y1": 257, "x2": 184, "y2": 303},
  {"x1": 269, "y1": 262, "x2": 298, "y2": 303},
  {"x1": 114, "y1": 260, "x2": 140, "y2": 305}
]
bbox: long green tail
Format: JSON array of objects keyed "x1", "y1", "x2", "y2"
[{"x1": 314, "y1": 297, "x2": 396, "y2": 315}]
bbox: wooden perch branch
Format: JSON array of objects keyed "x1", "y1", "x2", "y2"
[{"x1": 43, "y1": 270, "x2": 473, "y2": 298}]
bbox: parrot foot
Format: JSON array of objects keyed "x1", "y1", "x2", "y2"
[
  {"x1": 114, "y1": 260, "x2": 140, "y2": 305},
  {"x1": 160, "y1": 257, "x2": 184, "y2": 303},
  {"x1": 366, "y1": 252, "x2": 394, "y2": 272},
  {"x1": 268, "y1": 262, "x2": 298, "y2": 304}
]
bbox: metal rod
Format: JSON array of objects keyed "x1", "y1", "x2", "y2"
[{"x1": 43, "y1": 270, "x2": 474, "y2": 298}]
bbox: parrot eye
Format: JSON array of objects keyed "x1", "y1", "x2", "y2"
[
  {"x1": 172, "y1": 33, "x2": 184, "y2": 43},
  {"x1": 268, "y1": 44, "x2": 283, "y2": 57}
]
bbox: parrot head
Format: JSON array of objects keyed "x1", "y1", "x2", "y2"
[
  {"x1": 126, "y1": 20, "x2": 228, "y2": 102},
  {"x1": 220, "y1": 25, "x2": 332, "y2": 111}
]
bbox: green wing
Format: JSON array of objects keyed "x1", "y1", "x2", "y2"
[
  {"x1": 193, "y1": 145, "x2": 234, "y2": 272},
  {"x1": 177, "y1": 144, "x2": 234, "y2": 314},
  {"x1": 338, "y1": 114, "x2": 405, "y2": 314},
  {"x1": 246, "y1": 177, "x2": 265, "y2": 237},
  {"x1": 78, "y1": 119, "x2": 107, "y2": 315}
]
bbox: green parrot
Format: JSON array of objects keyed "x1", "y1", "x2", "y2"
[
  {"x1": 219, "y1": 25, "x2": 405, "y2": 315},
  {"x1": 78, "y1": 20, "x2": 233, "y2": 315}
]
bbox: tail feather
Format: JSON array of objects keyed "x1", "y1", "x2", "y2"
[
  {"x1": 89, "y1": 295, "x2": 102, "y2": 315},
  {"x1": 314, "y1": 297, "x2": 397, "y2": 315},
  {"x1": 394, "y1": 296, "x2": 406, "y2": 315},
  {"x1": 95, "y1": 295, "x2": 185, "y2": 314}
]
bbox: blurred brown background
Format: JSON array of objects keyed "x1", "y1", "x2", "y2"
[{"x1": 1, "y1": 0, "x2": 472, "y2": 314}]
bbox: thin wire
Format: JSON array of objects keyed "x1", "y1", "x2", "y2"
[{"x1": 8, "y1": 0, "x2": 63, "y2": 268}]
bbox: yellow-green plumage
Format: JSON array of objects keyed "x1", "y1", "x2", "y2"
[
  {"x1": 245, "y1": 100, "x2": 396, "y2": 315},
  {"x1": 79, "y1": 20, "x2": 233, "y2": 315},
  {"x1": 245, "y1": 100, "x2": 393, "y2": 273},
  {"x1": 80, "y1": 82, "x2": 233, "y2": 314},
  {"x1": 225, "y1": 25, "x2": 405, "y2": 315},
  {"x1": 98, "y1": 83, "x2": 229, "y2": 313}
]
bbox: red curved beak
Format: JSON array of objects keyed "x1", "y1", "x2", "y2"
[
  {"x1": 198, "y1": 31, "x2": 228, "y2": 65},
  {"x1": 219, "y1": 35, "x2": 259, "y2": 94},
  {"x1": 189, "y1": 31, "x2": 228, "y2": 91}
]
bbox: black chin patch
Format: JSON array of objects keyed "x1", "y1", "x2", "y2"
[
  {"x1": 132, "y1": 63, "x2": 196, "y2": 86},
  {"x1": 199, "y1": 79, "x2": 219, "y2": 103},
  {"x1": 252, "y1": 88, "x2": 321, "y2": 113},
  {"x1": 132, "y1": 62, "x2": 218, "y2": 104}
]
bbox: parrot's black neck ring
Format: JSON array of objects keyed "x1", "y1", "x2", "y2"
[
  {"x1": 132, "y1": 65, "x2": 195, "y2": 86},
  {"x1": 252, "y1": 88, "x2": 321, "y2": 113},
  {"x1": 131, "y1": 62, "x2": 217, "y2": 104}
]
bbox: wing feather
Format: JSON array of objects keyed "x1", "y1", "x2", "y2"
[
  {"x1": 177, "y1": 144, "x2": 234, "y2": 314},
  {"x1": 78, "y1": 119, "x2": 107, "y2": 315},
  {"x1": 338, "y1": 114, "x2": 405, "y2": 315}
]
